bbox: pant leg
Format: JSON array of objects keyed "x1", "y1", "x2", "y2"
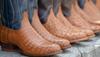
[
  {"x1": 27, "y1": 0, "x2": 38, "y2": 24},
  {"x1": 1, "y1": 0, "x2": 27, "y2": 30},
  {"x1": 92, "y1": 0, "x2": 96, "y2": 4},
  {"x1": 38, "y1": 0, "x2": 53, "y2": 24},
  {"x1": 61, "y1": 0, "x2": 72, "y2": 17},
  {"x1": 78, "y1": 0, "x2": 85, "y2": 9},
  {"x1": 53, "y1": 0, "x2": 61, "y2": 16},
  {"x1": 0, "y1": 0, "x2": 3, "y2": 24}
]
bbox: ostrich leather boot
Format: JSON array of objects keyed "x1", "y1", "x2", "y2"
[
  {"x1": 60, "y1": 0, "x2": 95, "y2": 37},
  {"x1": 28, "y1": 0, "x2": 71, "y2": 49},
  {"x1": 75, "y1": 0, "x2": 100, "y2": 33},
  {"x1": 38, "y1": 0, "x2": 91, "y2": 43},
  {"x1": 0, "y1": 0, "x2": 62, "y2": 56},
  {"x1": 82, "y1": 0, "x2": 100, "y2": 24}
]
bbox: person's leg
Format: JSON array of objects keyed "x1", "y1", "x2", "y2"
[{"x1": 0, "y1": 0, "x2": 61, "y2": 56}]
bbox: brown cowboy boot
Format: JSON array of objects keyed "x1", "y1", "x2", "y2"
[
  {"x1": 0, "y1": 0, "x2": 61, "y2": 56},
  {"x1": 83, "y1": 0, "x2": 100, "y2": 24},
  {"x1": 54, "y1": 0, "x2": 95, "y2": 42},
  {"x1": 75, "y1": 0, "x2": 100, "y2": 33},
  {"x1": 38, "y1": 0, "x2": 90, "y2": 43},
  {"x1": 28, "y1": 0, "x2": 71, "y2": 49},
  {"x1": 59, "y1": 0, "x2": 94, "y2": 37},
  {"x1": 0, "y1": 12, "x2": 62, "y2": 56}
]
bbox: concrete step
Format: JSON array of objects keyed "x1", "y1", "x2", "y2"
[{"x1": 0, "y1": 35, "x2": 100, "y2": 57}]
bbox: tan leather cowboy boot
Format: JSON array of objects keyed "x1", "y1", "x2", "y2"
[
  {"x1": 48, "y1": 9, "x2": 92, "y2": 43},
  {"x1": 0, "y1": 0, "x2": 61, "y2": 56},
  {"x1": 75, "y1": 0, "x2": 100, "y2": 33},
  {"x1": 38, "y1": 0, "x2": 90, "y2": 43},
  {"x1": 83, "y1": 0, "x2": 100, "y2": 24},
  {"x1": 0, "y1": 12, "x2": 62, "y2": 56},
  {"x1": 52, "y1": 0, "x2": 94, "y2": 43},
  {"x1": 28, "y1": 0, "x2": 71, "y2": 49},
  {"x1": 67, "y1": 0, "x2": 94, "y2": 32},
  {"x1": 60, "y1": 0, "x2": 94, "y2": 37}
]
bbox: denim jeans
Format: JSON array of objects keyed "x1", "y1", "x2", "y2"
[
  {"x1": 61, "y1": 0, "x2": 72, "y2": 17},
  {"x1": 78, "y1": 0, "x2": 85, "y2": 9},
  {"x1": 53, "y1": 0, "x2": 61, "y2": 16},
  {"x1": 1, "y1": 0, "x2": 27, "y2": 30},
  {"x1": 27, "y1": 0, "x2": 38, "y2": 24},
  {"x1": 53, "y1": 0, "x2": 72, "y2": 17},
  {"x1": 92, "y1": 0, "x2": 96, "y2": 4},
  {"x1": 38, "y1": 0, "x2": 53, "y2": 24}
]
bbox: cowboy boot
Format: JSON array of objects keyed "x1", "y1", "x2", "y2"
[
  {"x1": 75, "y1": 0, "x2": 100, "y2": 33},
  {"x1": 0, "y1": 0, "x2": 61, "y2": 56},
  {"x1": 28, "y1": 0, "x2": 71, "y2": 49},
  {"x1": 66, "y1": 0, "x2": 94, "y2": 32},
  {"x1": 60, "y1": 0, "x2": 94, "y2": 37},
  {"x1": 38, "y1": 0, "x2": 90, "y2": 43},
  {"x1": 82, "y1": 0, "x2": 100, "y2": 24}
]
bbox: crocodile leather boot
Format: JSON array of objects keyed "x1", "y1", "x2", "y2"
[
  {"x1": 54, "y1": 0, "x2": 95, "y2": 42},
  {"x1": 66, "y1": 0, "x2": 95, "y2": 33},
  {"x1": 75, "y1": 0, "x2": 100, "y2": 33},
  {"x1": 60, "y1": 0, "x2": 95, "y2": 38},
  {"x1": 28, "y1": 0, "x2": 71, "y2": 49},
  {"x1": 82, "y1": 0, "x2": 100, "y2": 24},
  {"x1": 0, "y1": 0, "x2": 62, "y2": 56},
  {"x1": 38, "y1": 0, "x2": 91, "y2": 43}
]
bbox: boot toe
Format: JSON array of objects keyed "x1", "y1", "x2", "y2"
[{"x1": 55, "y1": 39, "x2": 71, "y2": 49}]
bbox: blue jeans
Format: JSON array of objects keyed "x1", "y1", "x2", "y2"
[
  {"x1": 78, "y1": 0, "x2": 96, "y2": 9},
  {"x1": 53, "y1": 0, "x2": 72, "y2": 17},
  {"x1": 27, "y1": 0, "x2": 38, "y2": 24},
  {"x1": 1, "y1": 0, "x2": 27, "y2": 30},
  {"x1": 38, "y1": 0, "x2": 53, "y2": 24}
]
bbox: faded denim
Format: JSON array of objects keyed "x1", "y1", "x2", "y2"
[
  {"x1": 1, "y1": 0, "x2": 27, "y2": 30},
  {"x1": 38, "y1": 0, "x2": 53, "y2": 24}
]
